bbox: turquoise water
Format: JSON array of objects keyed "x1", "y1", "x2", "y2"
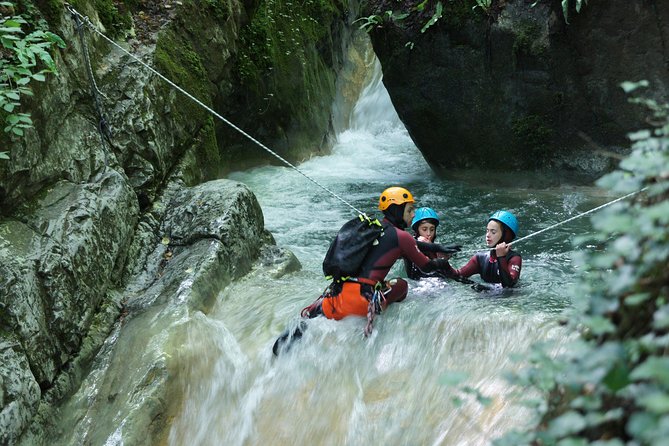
[{"x1": 165, "y1": 62, "x2": 612, "y2": 445}]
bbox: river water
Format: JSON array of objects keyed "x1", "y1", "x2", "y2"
[{"x1": 164, "y1": 61, "x2": 609, "y2": 445}]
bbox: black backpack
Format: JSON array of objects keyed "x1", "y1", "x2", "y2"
[{"x1": 322, "y1": 214, "x2": 384, "y2": 281}]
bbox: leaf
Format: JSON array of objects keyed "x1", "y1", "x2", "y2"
[
  {"x1": 638, "y1": 392, "x2": 669, "y2": 413},
  {"x1": 626, "y1": 412, "x2": 658, "y2": 439},
  {"x1": 0, "y1": 151, "x2": 9, "y2": 160},
  {"x1": 630, "y1": 357, "x2": 669, "y2": 386},
  {"x1": 624, "y1": 293, "x2": 651, "y2": 306},
  {"x1": 11, "y1": 127, "x2": 23, "y2": 136},
  {"x1": 653, "y1": 304, "x2": 669, "y2": 330},
  {"x1": 620, "y1": 80, "x2": 649, "y2": 93},
  {"x1": 32, "y1": 73, "x2": 45, "y2": 82},
  {"x1": 7, "y1": 114, "x2": 19, "y2": 124},
  {"x1": 556, "y1": 438, "x2": 587, "y2": 446},
  {"x1": 0, "y1": 23, "x2": 24, "y2": 31},
  {"x1": 3, "y1": 102, "x2": 15, "y2": 112},
  {"x1": 603, "y1": 362, "x2": 630, "y2": 391},
  {"x1": 584, "y1": 315, "x2": 615, "y2": 335},
  {"x1": 421, "y1": 1, "x2": 443, "y2": 33},
  {"x1": 547, "y1": 411, "x2": 586, "y2": 437},
  {"x1": 44, "y1": 31, "x2": 66, "y2": 49},
  {"x1": 562, "y1": 0, "x2": 569, "y2": 23},
  {"x1": 37, "y1": 50, "x2": 56, "y2": 72}
]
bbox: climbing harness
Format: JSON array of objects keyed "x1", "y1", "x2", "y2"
[
  {"x1": 364, "y1": 282, "x2": 386, "y2": 337},
  {"x1": 462, "y1": 187, "x2": 648, "y2": 255},
  {"x1": 344, "y1": 277, "x2": 386, "y2": 337},
  {"x1": 65, "y1": 4, "x2": 364, "y2": 217}
]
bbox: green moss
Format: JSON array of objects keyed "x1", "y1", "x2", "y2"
[
  {"x1": 95, "y1": 0, "x2": 133, "y2": 38},
  {"x1": 441, "y1": 0, "x2": 486, "y2": 28},
  {"x1": 203, "y1": 0, "x2": 232, "y2": 22},
  {"x1": 511, "y1": 113, "x2": 553, "y2": 160},
  {"x1": 513, "y1": 19, "x2": 546, "y2": 58},
  {"x1": 66, "y1": 0, "x2": 135, "y2": 38},
  {"x1": 154, "y1": 27, "x2": 210, "y2": 123},
  {"x1": 33, "y1": 0, "x2": 65, "y2": 26},
  {"x1": 237, "y1": 0, "x2": 342, "y2": 94},
  {"x1": 179, "y1": 116, "x2": 221, "y2": 185}
]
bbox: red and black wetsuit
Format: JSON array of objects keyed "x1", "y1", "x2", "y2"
[
  {"x1": 443, "y1": 250, "x2": 522, "y2": 287},
  {"x1": 322, "y1": 219, "x2": 436, "y2": 319}
]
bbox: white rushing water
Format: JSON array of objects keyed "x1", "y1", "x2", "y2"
[{"x1": 163, "y1": 59, "x2": 603, "y2": 445}]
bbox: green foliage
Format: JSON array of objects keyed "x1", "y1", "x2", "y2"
[
  {"x1": 513, "y1": 19, "x2": 546, "y2": 58},
  {"x1": 238, "y1": 0, "x2": 342, "y2": 82},
  {"x1": 562, "y1": 0, "x2": 587, "y2": 24},
  {"x1": 421, "y1": 1, "x2": 442, "y2": 33},
  {"x1": 472, "y1": 0, "x2": 491, "y2": 13},
  {"x1": 439, "y1": 369, "x2": 493, "y2": 408},
  {"x1": 0, "y1": 0, "x2": 65, "y2": 154},
  {"x1": 511, "y1": 114, "x2": 553, "y2": 160},
  {"x1": 495, "y1": 85, "x2": 669, "y2": 445},
  {"x1": 531, "y1": 0, "x2": 588, "y2": 24},
  {"x1": 355, "y1": 0, "x2": 454, "y2": 35},
  {"x1": 236, "y1": 0, "x2": 344, "y2": 128},
  {"x1": 353, "y1": 10, "x2": 409, "y2": 33}
]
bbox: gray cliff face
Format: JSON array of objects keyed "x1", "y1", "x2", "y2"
[
  {"x1": 365, "y1": 0, "x2": 669, "y2": 178},
  {"x1": 0, "y1": 0, "x2": 350, "y2": 443}
]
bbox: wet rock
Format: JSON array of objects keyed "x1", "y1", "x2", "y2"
[
  {"x1": 0, "y1": 169, "x2": 138, "y2": 444},
  {"x1": 365, "y1": 0, "x2": 669, "y2": 177},
  {"x1": 0, "y1": 341, "x2": 41, "y2": 446},
  {"x1": 21, "y1": 179, "x2": 290, "y2": 446}
]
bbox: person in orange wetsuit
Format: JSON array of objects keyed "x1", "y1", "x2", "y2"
[{"x1": 314, "y1": 187, "x2": 460, "y2": 323}]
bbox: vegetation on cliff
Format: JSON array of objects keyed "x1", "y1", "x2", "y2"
[
  {"x1": 496, "y1": 84, "x2": 669, "y2": 444},
  {"x1": 232, "y1": 0, "x2": 347, "y2": 163},
  {"x1": 0, "y1": 1, "x2": 64, "y2": 157}
]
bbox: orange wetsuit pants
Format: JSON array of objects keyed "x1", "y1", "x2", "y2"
[{"x1": 321, "y1": 282, "x2": 370, "y2": 320}]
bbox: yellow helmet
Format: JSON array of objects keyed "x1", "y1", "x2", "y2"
[{"x1": 378, "y1": 187, "x2": 415, "y2": 211}]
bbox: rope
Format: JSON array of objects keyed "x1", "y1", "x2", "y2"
[
  {"x1": 70, "y1": 7, "x2": 111, "y2": 172},
  {"x1": 461, "y1": 187, "x2": 647, "y2": 255},
  {"x1": 64, "y1": 4, "x2": 365, "y2": 216}
]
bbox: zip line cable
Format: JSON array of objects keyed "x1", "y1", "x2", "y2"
[
  {"x1": 65, "y1": 4, "x2": 366, "y2": 216},
  {"x1": 461, "y1": 187, "x2": 647, "y2": 255}
]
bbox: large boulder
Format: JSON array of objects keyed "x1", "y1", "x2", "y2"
[
  {"x1": 0, "y1": 169, "x2": 138, "y2": 445},
  {"x1": 18, "y1": 179, "x2": 300, "y2": 446},
  {"x1": 365, "y1": 0, "x2": 669, "y2": 178}
]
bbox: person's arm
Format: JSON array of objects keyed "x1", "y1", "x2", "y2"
[
  {"x1": 400, "y1": 231, "x2": 469, "y2": 275},
  {"x1": 416, "y1": 241, "x2": 462, "y2": 255},
  {"x1": 448, "y1": 255, "x2": 480, "y2": 278},
  {"x1": 498, "y1": 255, "x2": 522, "y2": 287}
]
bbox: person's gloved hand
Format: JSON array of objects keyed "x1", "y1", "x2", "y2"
[
  {"x1": 424, "y1": 257, "x2": 452, "y2": 273},
  {"x1": 437, "y1": 243, "x2": 462, "y2": 254}
]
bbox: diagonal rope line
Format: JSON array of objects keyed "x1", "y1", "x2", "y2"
[
  {"x1": 461, "y1": 187, "x2": 647, "y2": 255},
  {"x1": 65, "y1": 4, "x2": 366, "y2": 216}
]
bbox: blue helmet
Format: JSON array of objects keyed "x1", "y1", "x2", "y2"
[
  {"x1": 411, "y1": 207, "x2": 440, "y2": 232},
  {"x1": 489, "y1": 210, "x2": 519, "y2": 238}
]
